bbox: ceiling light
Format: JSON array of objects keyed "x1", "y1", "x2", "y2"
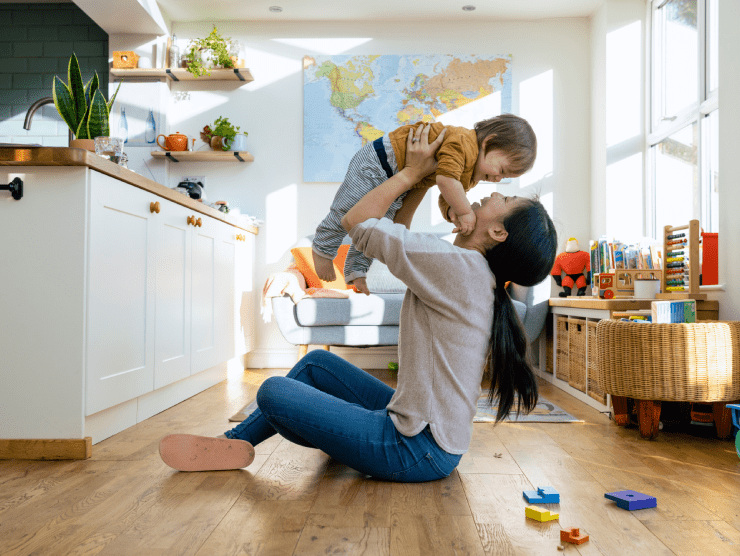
[
  {"x1": 269, "y1": 6, "x2": 283, "y2": 12},
  {"x1": 462, "y1": 5, "x2": 476, "y2": 11}
]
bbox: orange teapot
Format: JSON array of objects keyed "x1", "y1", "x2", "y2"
[{"x1": 156, "y1": 132, "x2": 189, "y2": 151}]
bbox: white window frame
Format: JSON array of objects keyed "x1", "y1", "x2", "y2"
[{"x1": 646, "y1": 0, "x2": 718, "y2": 238}]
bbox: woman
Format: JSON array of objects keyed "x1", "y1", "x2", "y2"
[{"x1": 159, "y1": 124, "x2": 558, "y2": 481}]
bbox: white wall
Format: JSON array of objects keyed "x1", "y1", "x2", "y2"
[
  {"x1": 113, "y1": 18, "x2": 592, "y2": 367},
  {"x1": 717, "y1": 0, "x2": 740, "y2": 320}
]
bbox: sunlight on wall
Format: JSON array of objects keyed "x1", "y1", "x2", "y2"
[
  {"x1": 266, "y1": 184, "x2": 298, "y2": 264},
  {"x1": 168, "y1": 91, "x2": 230, "y2": 129},
  {"x1": 436, "y1": 91, "x2": 501, "y2": 128},
  {"x1": 272, "y1": 38, "x2": 373, "y2": 55},
  {"x1": 519, "y1": 70, "x2": 553, "y2": 188},
  {"x1": 606, "y1": 152, "x2": 643, "y2": 240},
  {"x1": 606, "y1": 21, "x2": 641, "y2": 148},
  {"x1": 241, "y1": 47, "x2": 303, "y2": 91}
]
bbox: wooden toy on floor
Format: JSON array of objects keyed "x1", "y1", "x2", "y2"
[
  {"x1": 604, "y1": 490, "x2": 656, "y2": 510},
  {"x1": 560, "y1": 527, "x2": 589, "y2": 545},
  {"x1": 525, "y1": 505, "x2": 559, "y2": 522},
  {"x1": 523, "y1": 486, "x2": 560, "y2": 504}
]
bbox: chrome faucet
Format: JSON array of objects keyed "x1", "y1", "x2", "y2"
[{"x1": 24, "y1": 97, "x2": 74, "y2": 143}]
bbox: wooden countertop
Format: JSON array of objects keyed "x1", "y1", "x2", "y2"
[
  {"x1": 0, "y1": 146, "x2": 258, "y2": 235},
  {"x1": 549, "y1": 297, "x2": 718, "y2": 310}
]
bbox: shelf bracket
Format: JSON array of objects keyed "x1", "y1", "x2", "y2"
[
  {"x1": 233, "y1": 152, "x2": 244, "y2": 162},
  {"x1": 0, "y1": 177, "x2": 23, "y2": 200},
  {"x1": 234, "y1": 68, "x2": 245, "y2": 81},
  {"x1": 165, "y1": 69, "x2": 179, "y2": 82},
  {"x1": 165, "y1": 152, "x2": 180, "y2": 162}
]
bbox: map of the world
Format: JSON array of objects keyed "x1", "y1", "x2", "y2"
[{"x1": 303, "y1": 54, "x2": 512, "y2": 182}]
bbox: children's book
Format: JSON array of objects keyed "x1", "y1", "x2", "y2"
[{"x1": 651, "y1": 300, "x2": 696, "y2": 323}]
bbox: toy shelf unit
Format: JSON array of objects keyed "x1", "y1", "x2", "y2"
[
  {"x1": 657, "y1": 219, "x2": 706, "y2": 301},
  {"x1": 593, "y1": 268, "x2": 663, "y2": 299}
]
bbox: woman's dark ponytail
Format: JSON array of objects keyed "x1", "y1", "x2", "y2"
[{"x1": 484, "y1": 197, "x2": 557, "y2": 421}]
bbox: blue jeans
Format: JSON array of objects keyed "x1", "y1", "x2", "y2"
[{"x1": 225, "y1": 350, "x2": 461, "y2": 482}]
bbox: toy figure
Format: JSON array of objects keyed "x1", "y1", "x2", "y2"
[{"x1": 551, "y1": 237, "x2": 591, "y2": 297}]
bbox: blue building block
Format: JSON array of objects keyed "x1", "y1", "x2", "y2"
[
  {"x1": 523, "y1": 486, "x2": 560, "y2": 504},
  {"x1": 604, "y1": 490, "x2": 656, "y2": 511},
  {"x1": 727, "y1": 404, "x2": 740, "y2": 438}
]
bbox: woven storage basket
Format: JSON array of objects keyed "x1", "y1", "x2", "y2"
[
  {"x1": 596, "y1": 320, "x2": 740, "y2": 402},
  {"x1": 556, "y1": 316, "x2": 569, "y2": 382},
  {"x1": 545, "y1": 316, "x2": 554, "y2": 374},
  {"x1": 587, "y1": 320, "x2": 606, "y2": 404},
  {"x1": 568, "y1": 317, "x2": 587, "y2": 393}
]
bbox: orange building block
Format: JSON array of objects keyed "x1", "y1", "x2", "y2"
[{"x1": 560, "y1": 527, "x2": 589, "y2": 545}]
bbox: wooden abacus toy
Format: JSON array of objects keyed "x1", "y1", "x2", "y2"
[{"x1": 656, "y1": 219, "x2": 707, "y2": 301}]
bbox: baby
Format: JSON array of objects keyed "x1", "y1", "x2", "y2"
[{"x1": 312, "y1": 114, "x2": 537, "y2": 294}]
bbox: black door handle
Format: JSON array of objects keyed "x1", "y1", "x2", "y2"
[{"x1": 0, "y1": 177, "x2": 22, "y2": 200}]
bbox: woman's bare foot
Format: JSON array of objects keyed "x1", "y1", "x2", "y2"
[
  {"x1": 159, "y1": 434, "x2": 255, "y2": 472},
  {"x1": 312, "y1": 251, "x2": 336, "y2": 282}
]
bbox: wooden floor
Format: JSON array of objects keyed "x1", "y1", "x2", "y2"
[{"x1": 1, "y1": 367, "x2": 739, "y2": 556}]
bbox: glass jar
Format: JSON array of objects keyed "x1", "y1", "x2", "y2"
[{"x1": 228, "y1": 40, "x2": 245, "y2": 68}]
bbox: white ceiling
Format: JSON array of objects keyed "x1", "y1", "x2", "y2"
[{"x1": 155, "y1": 0, "x2": 604, "y2": 24}]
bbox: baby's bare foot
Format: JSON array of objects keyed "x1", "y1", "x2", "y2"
[
  {"x1": 312, "y1": 251, "x2": 336, "y2": 281},
  {"x1": 350, "y1": 277, "x2": 370, "y2": 295}
]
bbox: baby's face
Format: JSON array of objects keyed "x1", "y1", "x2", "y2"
[{"x1": 472, "y1": 148, "x2": 519, "y2": 185}]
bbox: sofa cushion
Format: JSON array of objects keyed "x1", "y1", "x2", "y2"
[
  {"x1": 293, "y1": 293, "x2": 527, "y2": 328},
  {"x1": 295, "y1": 293, "x2": 405, "y2": 326},
  {"x1": 366, "y1": 259, "x2": 407, "y2": 293}
]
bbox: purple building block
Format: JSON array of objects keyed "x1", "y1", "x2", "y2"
[{"x1": 604, "y1": 490, "x2": 657, "y2": 510}]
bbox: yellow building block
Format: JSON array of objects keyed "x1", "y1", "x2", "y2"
[{"x1": 525, "y1": 505, "x2": 559, "y2": 522}]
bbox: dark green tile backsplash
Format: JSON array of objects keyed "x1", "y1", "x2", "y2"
[{"x1": 0, "y1": 2, "x2": 108, "y2": 144}]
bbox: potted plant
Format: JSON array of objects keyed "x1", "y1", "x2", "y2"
[
  {"x1": 53, "y1": 53, "x2": 121, "y2": 151},
  {"x1": 200, "y1": 117, "x2": 242, "y2": 151},
  {"x1": 184, "y1": 26, "x2": 234, "y2": 78}
]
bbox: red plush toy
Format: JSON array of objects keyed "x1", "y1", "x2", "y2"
[{"x1": 551, "y1": 237, "x2": 591, "y2": 297}]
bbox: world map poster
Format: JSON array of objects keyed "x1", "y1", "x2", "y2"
[{"x1": 303, "y1": 54, "x2": 512, "y2": 182}]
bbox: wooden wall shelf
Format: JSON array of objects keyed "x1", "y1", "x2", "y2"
[
  {"x1": 151, "y1": 150, "x2": 254, "y2": 162},
  {"x1": 110, "y1": 68, "x2": 254, "y2": 82}
]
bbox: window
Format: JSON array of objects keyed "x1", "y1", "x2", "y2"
[{"x1": 648, "y1": 0, "x2": 718, "y2": 237}]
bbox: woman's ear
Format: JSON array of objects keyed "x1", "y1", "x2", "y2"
[{"x1": 487, "y1": 223, "x2": 508, "y2": 243}]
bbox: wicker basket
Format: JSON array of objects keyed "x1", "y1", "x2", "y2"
[
  {"x1": 596, "y1": 320, "x2": 740, "y2": 402},
  {"x1": 587, "y1": 320, "x2": 606, "y2": 404},
  {"x1": 556, "y1": 316, "x2": 569, "y2": 382},
  {"x1": 545, "y1": 316, "x2": 554, "y2": 374},
  {"x1": 568, "y1": 318, "x2": 587, "y2": 393}
]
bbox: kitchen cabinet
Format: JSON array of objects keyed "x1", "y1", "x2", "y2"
[
  {"x1": 87, "y1": 172, "x2": 239, "y2": 412},
  {"x1": 86, "y1": 172, "x2": 156, "y2": 414},
  {"x1": 0, "y1": 152, "x2": 257, "y2": 450}
]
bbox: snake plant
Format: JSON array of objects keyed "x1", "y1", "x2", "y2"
[{"x1": 53, "y1": 53, "x2": 121, "y2": 139}]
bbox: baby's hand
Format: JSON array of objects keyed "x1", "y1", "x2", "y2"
[
  {"x1": 457, "y1": 212, "x2": 477, "y2": 235},
  {"x1": 349, "y1": 277, "x2": 370, "y2": 296},
  {"x1": 448, "y1": 207, "x2": 460, "y2": 230}
]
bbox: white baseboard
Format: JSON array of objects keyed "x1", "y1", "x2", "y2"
[{"x1": 247, "y1": 346, "x2": 399, "y2": 370}]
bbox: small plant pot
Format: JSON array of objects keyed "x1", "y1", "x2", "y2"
[
  {"x1": 210, "y1": 136, "x2": 224, "y2": 150},
  {"x1": 69, "y1": 139, "x2": 95, "y2": 151}
]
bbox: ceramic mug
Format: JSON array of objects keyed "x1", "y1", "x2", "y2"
[
  {"x1": 634, "y1": 279, "x2": 661, "y2": 299},
  {"x1": 137, "y1": 56, "x2": 152, "y2": 69},
  {"x1": 229, "y1": 133, "x2": 248, "y2": 151},
  {"x1": 156, "y1": 132, "x2": 189, "y2": 151}
]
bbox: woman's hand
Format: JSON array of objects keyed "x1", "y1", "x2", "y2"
[{"x1": 403, "y1": 124, "x2": 446, "y2": 183}]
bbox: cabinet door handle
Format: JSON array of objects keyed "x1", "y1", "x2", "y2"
[
  {"x1": 187, "y1": 215, "x2": 195, "y2": 226},
  {"x1": 150, "y1": 201, "x2": 160, "y2": 214},
  {"x1": 196, "y1": 218, "x2": 202, "y2": 227}
]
